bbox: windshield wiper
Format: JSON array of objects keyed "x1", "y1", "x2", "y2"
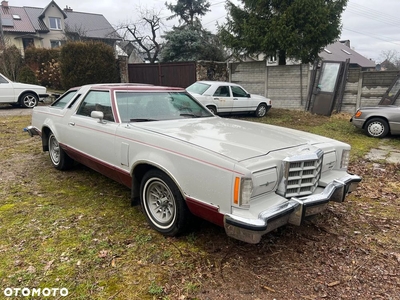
[{"x1": 129, "y1": 118, "x2": 157, "y2": 122}]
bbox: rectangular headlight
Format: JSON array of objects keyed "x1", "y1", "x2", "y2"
[
  {"x1": 240, "y1": 178, "x2": 253, "y2": 206},
  {"x1": 340, "y1": 149, "x2": 350, "y2": 169}
]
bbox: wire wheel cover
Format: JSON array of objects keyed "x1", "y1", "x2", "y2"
[{"x1": 144, "y1": 179, "x2": 176, "y2": 228}]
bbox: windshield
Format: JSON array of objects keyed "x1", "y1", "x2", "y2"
[
  {"x1": 186, "y1": 82, "x2": 210, "y2": 95},
  {"x1": 115, "y1": 91, "x2": 213, "y2": 122}
]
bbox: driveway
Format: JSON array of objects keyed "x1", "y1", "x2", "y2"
[{"x1": 0, "y1": 104, "x2": 33, "y2": 116}]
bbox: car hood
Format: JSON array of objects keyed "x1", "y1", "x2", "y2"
[
  {"x1": 12, "y1": 82, "x2": 46, "y2": 91},
  {"x1": 137, "y1": 117, "x2": 335, "y2": 161},
  {"x1": 250, "y1": 94, "x2": 270, "y2": 101}
]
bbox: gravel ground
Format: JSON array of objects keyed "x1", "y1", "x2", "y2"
[{"x1": 0, "y1": 104, "x2": 33, "y2": 116}]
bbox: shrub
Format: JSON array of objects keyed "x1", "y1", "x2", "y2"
[
  {"x1": 0, "y1": 45, "x2": 23, "y2": 80},
  {"x1": 60, "y1": 41, "x2": 119, "y2": 89},
  {"x1": 17, "y1": 66, "x2": 38, "y2": 84},
  {"x1": 25, "y1": 47, "x2": 62, "y2": 89}
]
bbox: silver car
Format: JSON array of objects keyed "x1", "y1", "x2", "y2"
[{"x1": 350, "y1": 105, "x2": 400, "y2": 138}]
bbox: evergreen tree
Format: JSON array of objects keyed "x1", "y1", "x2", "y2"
[
  {"x1": 162, "y1": 0, "x2": 226, "y2": 62},
  {"x1": 219, "y1": 0, "x2": 348, "y2": 65}
]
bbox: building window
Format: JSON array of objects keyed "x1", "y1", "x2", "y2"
[
  {"x1": 49, "y1": 17, "x2": 61, "y2": 30},
  {"x1": 50, "y1": 40, "x2": 62, "y2": 48},
  {"x1": 22, "y1": 38, "x2": 34, "y2": 50}
]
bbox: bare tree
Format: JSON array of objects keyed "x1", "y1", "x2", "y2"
[
  {"x1": 118, "y1": 8, "x2": 165, "y2": 63},
  {"x1": 64, "y1": 23, "x2": 88, "y2": 42},
  {"x1": 379, "y1": 50, "x2": 400, "y2": 70}
]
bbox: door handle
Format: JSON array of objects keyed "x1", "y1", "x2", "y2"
[
  {"x1": 233, "y1": 98, "x2": 238, "y2": 100},
  {"x1": 68, "y1": 122, "x2": 75, "y2": 126},
  {"x1": 213, "y1": 98, "x2": 219, "y2": 100}
]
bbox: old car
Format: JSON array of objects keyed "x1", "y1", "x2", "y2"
[
  {"x1": 0, "y1": 72, "x2": 49, "y2": 108},
  {"x1": 350, "y1": 105, "x2": 400, "y2": 138},
  {"x1": 186, "y1": 81, "x2": 272, "y2": 117},
  {"x1": 26, "y1": 83, "x2": 361, "y2": 244}
]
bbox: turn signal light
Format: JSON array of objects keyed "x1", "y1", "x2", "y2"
[
  {"x1": 354, "y1": 111, "x2": 362, "y2": 118},
  {"x1": 233, "y1": 177, "x2": 240, "y2": 205}
]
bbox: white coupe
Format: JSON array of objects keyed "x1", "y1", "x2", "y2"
[
  {"x1": 0, "y1": 72, "x2": 48, "y2": 108},
  {"x1": 186, "y1": 81, "x2": 272, "y2": 117},
  {"x1": 26, "y1": 84, "x2": 361, "y2": 244}
]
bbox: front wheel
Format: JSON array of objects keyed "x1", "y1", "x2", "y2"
[
  {"x1": 365, "y1": 118, "x2": 389, "y2": 138},
  {"x1": 254, "y1": 103, "x2": 267, "y2": 117},
  {"x1": 48, "y1": 132, "x2": 74, "y2": 170},
  {"x1": 140, "y1": 170, "x2": 190, "y2": 236},
  {"x1": 20, "y1": 93, "x2": 38, "y2": 108}
]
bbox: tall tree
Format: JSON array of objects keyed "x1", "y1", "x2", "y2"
[
  {"x1": 162, "y1": 22, "x2": 225, "y2": 61},
  {"x1": 162, "y1": 0, "x2": 226, "y2": 62},
  {"x1": 219, "y1": 0, "x2": 348, "y2": 65},
  {"x1": 118, "y1": 8, "x2": 164, "y2": 63},
  {"x1": 165, "y1": 0, "x2": 210, "y2": 26}
]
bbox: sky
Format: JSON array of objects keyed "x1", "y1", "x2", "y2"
[{"x1": 9, "y1": 0, "x2": 400, "y2": 63}]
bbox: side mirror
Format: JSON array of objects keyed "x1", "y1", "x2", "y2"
[
  {"x1": 247, "y1": 93, "x2": 251, "y2": 98},
  {"x1": 91, "y1": 111, "x2": 105, "y2": 123}
]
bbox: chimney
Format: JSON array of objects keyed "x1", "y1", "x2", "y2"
[
  {"x1": 64, "y1": 5, "x2": 73, "y2": 12},
  {"x1": 1, "y1": 1, "x2": 9, "y2": 7}
]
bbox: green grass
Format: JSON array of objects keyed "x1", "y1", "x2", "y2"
[{"x1": 1, "y1": 111, "x2": 399, "y2": 299}]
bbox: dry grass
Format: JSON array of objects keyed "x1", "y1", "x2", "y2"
[{"x1": 0, "y1": 110, "x2": 399, "y2": 299}]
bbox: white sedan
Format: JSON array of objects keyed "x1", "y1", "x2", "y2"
[
  {"x1": 0, "y1": 72, "x2": 48, "y2": 108},
  {"x1": 186, "y1": 81, "x2": 272, "y2": 117},
  {"x1": 26, "y1": 84, "x2": 361, "y2": 244}
]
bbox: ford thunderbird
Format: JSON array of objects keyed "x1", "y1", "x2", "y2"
[{"x1": 26, "y1": 84, "x2": 361, "y2": 244}]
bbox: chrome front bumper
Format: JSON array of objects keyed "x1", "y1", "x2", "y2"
[
  {"x1": 224, "y1": 174, "x2": 361, "y2": 244},
  {"x1": 24, "y1": 126, "x2": 40, "y2": 137}
]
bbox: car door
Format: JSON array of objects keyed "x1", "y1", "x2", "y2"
[
  {"x1": 231, "y1": 85, "x2": 257, "y2": 113},
  {"x1": 0, "y1": 74, "x2": 15, "y2": 103},
  {"x1": 212, "y1": 85, "x2": 233, "y2": 113},
  {"x1": 63, "y1": 90, "x2": 119, "y2": 174}
]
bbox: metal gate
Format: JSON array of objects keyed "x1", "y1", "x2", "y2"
[{"x1": 128, "y1": 62, "x2": 196, "y2": 88}]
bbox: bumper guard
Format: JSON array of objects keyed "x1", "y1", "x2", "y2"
[{"x1": 224, "y1": 174, "x2": 361, "y2": 244}]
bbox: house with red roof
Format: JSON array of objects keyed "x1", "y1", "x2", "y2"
[{"x1": 0, "y1": 0, "x2": 120, "y2": 55}]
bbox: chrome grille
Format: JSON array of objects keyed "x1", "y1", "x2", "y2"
[{"x1": 278, "y1": 149, "x2": 324, "y2": 198}]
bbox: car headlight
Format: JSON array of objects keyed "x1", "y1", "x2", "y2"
[
  {"x1": 340, "y1": 149, "x2": 350, "y2": 169},
  {"x1": 233, "y1": 177, "x2": 253, "y2": 207}
]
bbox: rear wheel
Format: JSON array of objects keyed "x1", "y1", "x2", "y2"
[
  {"x1": 140, "y1": 170, "x2": 190, "y2": 236},
  {"x1": 365, "y1": 118, "x2": 389, "y2": 138},
  {"x1": 206, "y1": 105, "x2": 217, "y2": 115},
  {"x1": 48, "y1": 132, "x2": 74, "y2": 170},
  {"x1": 255, "y1": 103, "x2": 267, "y2": 117},
  {"x1": 20, "y1": 92, "x2": 38, "y2": 108}
]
